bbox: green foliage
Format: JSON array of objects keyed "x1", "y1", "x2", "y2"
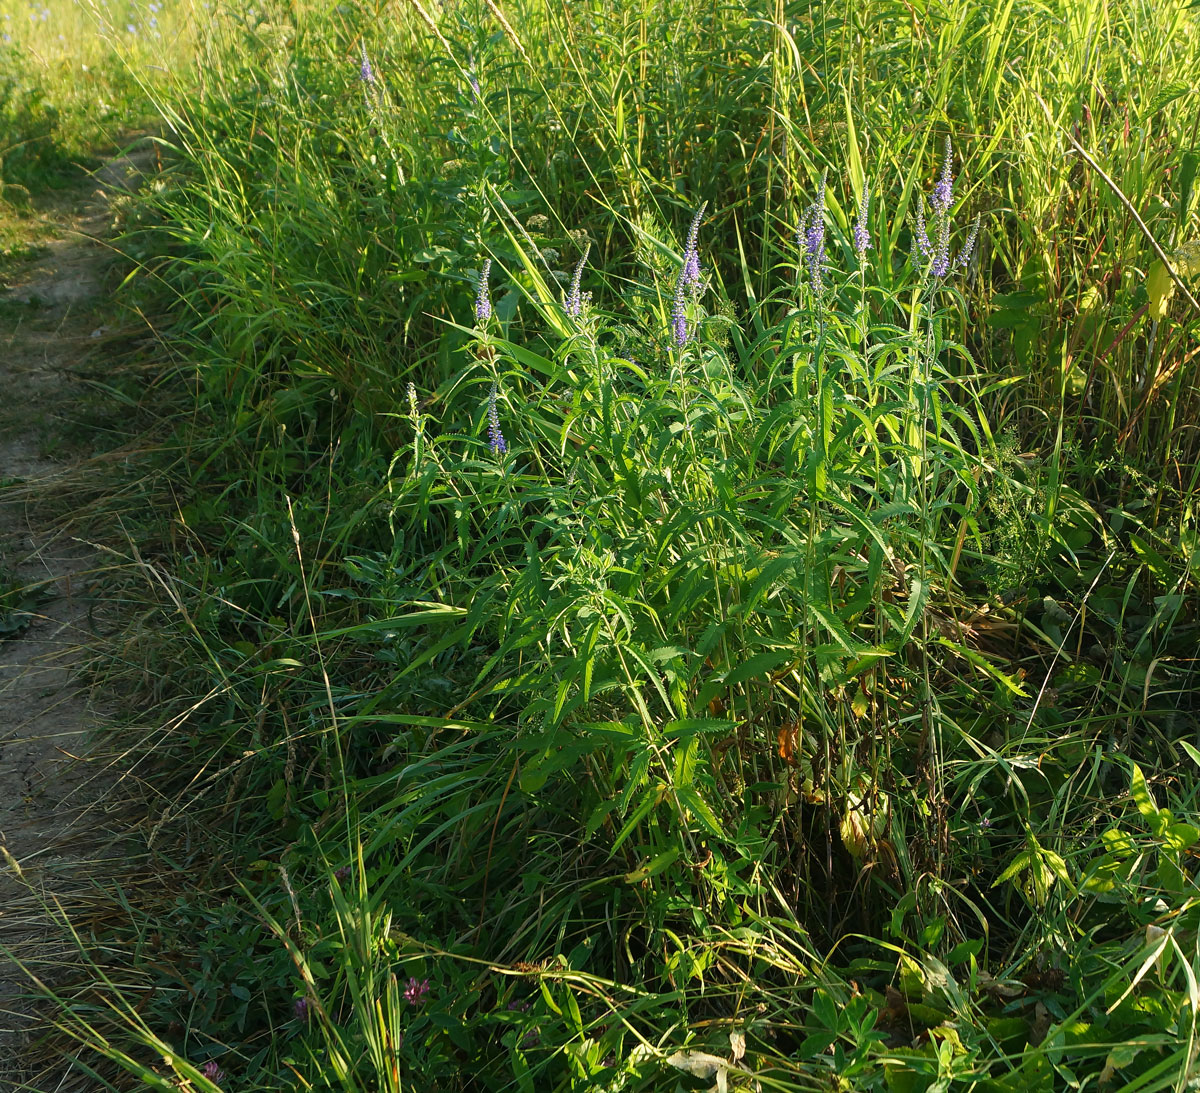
[{"x1": 9, "y1": 0, "x2": 1198, "y2": 1089}]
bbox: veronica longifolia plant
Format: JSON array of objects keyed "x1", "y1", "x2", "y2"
[
  {"x1": 670, "y1": 202, "x2": 707, "y2": 348},
  {"x1": 912, "y1": 138, "x2": 980, "y2": 283},
  {"x1": 797, "y1": 172, "x2": 829, "y2": 299},
  {"x1": 475, "y1": 259, "x2": 493, "y2": 324}
]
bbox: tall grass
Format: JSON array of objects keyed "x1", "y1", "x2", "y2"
[
  {"x1": 0, "y1": 0, "x2": 194, "y2": 203},
  {"x1": 6, "y1": 0, "x2": 1198, "y2": 1088}
]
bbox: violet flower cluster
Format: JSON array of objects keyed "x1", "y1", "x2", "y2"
[
  {"x1": 797, "y1": 171, "x2": 829, "y2": 298},
  {"x1": 487, "y1": 383, "x2": 507, "y2": 455},
  {"x1": 853, "y1": 179, "x2": 871, "y2": 257},
  {"x1": 358, "y1": 42, "x2": 380, "y2": 113},
  {"x1": 404, "y1": 976, "x2": 431, "y2": 1006},
  {"x1": 475, "y1": 259, "x2": 492, "y2": 323},
  {"x1": 671, "y1": 202, "x2": 707, "y2": 348},
  {"x1": 681, "y1": 202, "x2": 706, "y2": 288},
  {"x1": 913, "y1": 138, "x2": 981, "y2": 280}
]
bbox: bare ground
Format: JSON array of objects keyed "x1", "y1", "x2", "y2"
[{"x1": 0, "y1": 148, "x2": 155, "y2": 1092}]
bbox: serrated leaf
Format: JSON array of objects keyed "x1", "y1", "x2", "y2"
[
  {"x1": 676, "y1": 785, "x2": 725, "y2": 838},
  {"x1": 1144, "y1": 82, "x2": 1192, "y2": 119},
  {"x1": 936, "y1": 636, "x2": 1028, "y2": 697},
  {"x1": 994, "y1": 849, "x2": 1034, "y2": 885},
  {"x1": 1042, "y1": 848, "x2": 1072, "y2": 888},
  {"x1": 664, "y1": 718, "x2": 741, "y2": 737},
  {"x1": 723, "y1": 649, "x2": 793, "y2": 687},
  {"x1": 898, "y1": 574, "x2": 927, "y2": 646}
]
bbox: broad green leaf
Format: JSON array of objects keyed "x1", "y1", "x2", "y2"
[
  {"x1": 1164, "y1": 822, "x2": 1199, "y2": 853},
  {"x1": 1146, "y1": 260, "x2": 1174, "y2": 320},
  {"x1": 1106, "y1": 929, "x2": 1172, "y2": 1014},
  {"x1": 1129, "y1": 764, "x2": 1164, "y2": 833},
  {"x1": 672, "y1": 736, "x2": 699, "y2": 788},
  {"x1": 1179, "y1": 740, "x2": 1200, "y2": 769},
  {"x1": 1101, "y1": 827, "x2": 1135, "y2": 855},
  {"x1": 897, "y1": 574, "x2": 927, "y2": 646}
]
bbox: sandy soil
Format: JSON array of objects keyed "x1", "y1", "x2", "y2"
[{"x1": 0, "y1": 148, "x2": 154, "y2": 1092}]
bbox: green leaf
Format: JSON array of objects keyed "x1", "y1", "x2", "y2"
[
  {"x1": 1101, "y1": 827, "x2": 1135, "y2": 855},
  {"x1": 623, "y1": 847, "x2": 679, "y2": 884},
  {"x1": 897, "y1": 574, "x2": 927, "y2": 646},
  {"x1": 1143, "y1": 82, "x2": 1192, "y2": 119},
  {"x1": 611, "y1": 786, "x2": 660, "y2": 855},
  {"x1": 663, "y1": 718, "x2": 740, "y2": 737},
  {"x1": 807, "y1": 602, "x2": 860, "y2": 654},
  {"x1": 994, "y1": 849, "x2": 1034, "y2": 886},
  {"x1": 675, "y1": 785, "x2": 725, "y2": 838},
  {"x1": 1129, "y1": 533, "x2": 1172, "y2": 583},
  {"x1": 723, "y1": 649, "x2": 793, "y2": 688},
  {"x1": 1179, "y1": 740, "x2": 1200, "y2": 769},
  {"x1": 1164, "y1": 823, "x2": 1199, "y2": 853},
  {"x1": 1129, "y1": 764, "x2": 1164, "y2": 833},
  {"x1": 936, "y1": 636, "x2": 1028, "y2": 697},
  {"x1": 672, "y1": 736, "x2": 699, "y2": 788}
]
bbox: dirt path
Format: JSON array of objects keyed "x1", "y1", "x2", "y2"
[{"x1": 0, "y1": 148, "x2": 153, "y2": 1092}]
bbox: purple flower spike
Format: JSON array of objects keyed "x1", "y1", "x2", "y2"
[
  {"x1": 913, "y1": 199, "x2": 932, "y2": 260},
  {"x1": 913, "y1": 137, "x2": 976, "y2": 282},
  {"x1": 475, "y1": 259, "x2": 492, "y2": 324},
  {"x1": 669, "y1": 201, "x2": 707, "y2": 347},
  {"x1": 799, "y1": 171, "x2": 828, "y2": 297},
  {"x1": 487, "y1": 385, "x2": 507, "y2": 455},
  {"x1": 670, "y1": 277, "x2": 690, "y2": 348},
  {"x1": 931, "y1": 136, "x2": 953, "y2": 215},
  {"x1": 566, "y1": 244, "x2": 590, "y2": 319},
  {"x1": 683, "y1": 250, "x2": 700, "y2": 288},
  {"x1": 853, "y1": 179, "x2": 871, "y2": 257},
  {"x1": 359, "y1": 43, "x2": 375, "y2": 85},
  {"x1": 931, "y1": 210, "x2": 952, "y2": 279},
  {"x1": 404, "y1": 976, "x2": 431, "y2": 1006},
  {"x1": 958, "y1": 214, "x2": 982, "y2": 269},
  {"x1": 201, "y1": 1061, "x2": 225, "y2": 1084},
  {"x1": 681, "y1": 201, "x2": 707, "y2": 289}
]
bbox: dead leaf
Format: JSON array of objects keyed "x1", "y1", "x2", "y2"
[
  {"x1": 1028, "y1": 1001, "x2": 1051, "y2": 1047},
  {"x1": 666, "y1": 1050, "x2": 729, "y2": 1093}
]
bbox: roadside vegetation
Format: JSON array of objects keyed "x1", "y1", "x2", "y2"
[{"x1": 3, "y1": 0, "x2": 1199, "y2": 1089}]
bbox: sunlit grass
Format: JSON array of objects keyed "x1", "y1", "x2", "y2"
[{"x1": 1, "y1": 0, "x2": 1197, "y2": 1089}]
